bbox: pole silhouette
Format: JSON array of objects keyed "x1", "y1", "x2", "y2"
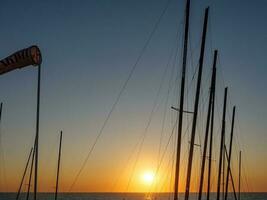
[
  {"x1": 34, "y1": 64, "x2": 42, "y2": 200},
  {"x1": 198, "y1": 50, "x2": 217, "y2": 200},
  {"x1": 16, "y1": 148, "x2": 33, "y2": 200},
  {"x1": 225, "y1": 106, "x2": 236, "y2": 200},
  {"x1": 224, "y1": 146, "x2": 238, "y2": 200},
  {"x1": 55, "y1": 131, "x2": 63, "y2": 200},
  {"x1": 184, "y1": 7, "x2": 209, "y2": 200},
  {"x1": 217, "y1": 87, "x2": 228, "y2": 200},
  {"x1": 26, "y1": 144, "x2": 35, "y2": 200},
  {"x1": 238, "y1": 151, "x2": 241, "y2": 200},
  {"x1": 174, "y1": 0, "x2": 190, "y2": 199}
]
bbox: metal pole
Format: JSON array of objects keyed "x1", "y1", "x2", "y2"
[
  {"x1": 0, "y1": 103, "x2": 2, "y2": 122},
  {"x1": 0, "y1": 102, "x2": 2, "y2": 164},
  {"x1": 16, "y1": 148, "x2": 33, "y2": 200},
  {"x1": 223, "y1": 138, "x2": 225, "y2": 199},
  {"x1": 216, "y1": 87, "x2": 228, "y2": 200},
  {"x1": 198, "y1": 50, "x2": 217, "y2": 200},
  {"x1": 207, "y1": 51, "x2": 217, "y2": 200},
  {"x1": 225, "y1": 107, "x2": 236, "y2": 200},
  {"x1": 241, "y1": 151, "x2": 243, "y2": 200},
  {"x1": 174, "y1": 0, "x2": 190, "y2": 199},
  {"x1": 55, "y1": 131, "x2": 63, "y2": 200},
  {"x1": 26, "y1": 142, "x2": 35, "y2": 200},
  {"x1": 224, "y1": 145, "x2": 237, "y2": 200},
  {"x1": 184, "y1": 7, "x2": 209, "y2": 200},
  {"x1": 34, "y1": 64, "x2": 41, "y2": 200}
]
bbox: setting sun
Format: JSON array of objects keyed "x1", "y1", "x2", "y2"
[{"x1": 142, "y1": 171, "x2": 155, "y2": 185}]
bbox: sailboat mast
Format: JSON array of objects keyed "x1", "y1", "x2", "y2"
[
  {"x1": 16, "y1": 148, "x2": 33, "y2": 200},
  {"x1": 26, "y1": 144, "x2": 35, "y2": 200},
  {"x1": 207, "y1": 51, "x2": 217, "y2": 200},
  {"x1": 173, "y1": 0, "x2": 190, "y2": 199},
  {"x1": 225, "y1": 106, "x2": 236, "y2": 200},
  {"x1": 34, "y1": 64, "x2": 42, "y2": 200},
  {"x1": 238, "y1": 151, "x2": 241, "y2": 200},
  {"x1": 207, "y1": 70, "x2": 215, "y2": 200},
  {"x1": 198, "y1": 50, "x2": 217, "y2": 200},
  {"x1": 184, "y1": 7, "x2": 209, "y2": 200},
  {"x1": 224, "y1": 145, "x2": 237, "y2": 200},
  {"x1": 0, "y1": 102, "x2": 2, "y2": 159},
  {"x1": 0, "y1": 103, "x2": 2, "y2": 122},
  {"x1": 216, "y1": 87, "x2": 228, "y2": 200},
  {"x1": 222, "y1": 141, "x2": 225, "y2": 199},
  {"x1": 55, "y1": 131, "x2": 63, "y2": 200}
]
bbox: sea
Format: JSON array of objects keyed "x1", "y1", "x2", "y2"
[{"x1": 0, "y1": 193, "x2": 266, "y2": 200}]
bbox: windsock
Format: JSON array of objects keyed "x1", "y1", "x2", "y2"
[{"x1": 0, "y1": 45, "x2": 42, "y2": 75}]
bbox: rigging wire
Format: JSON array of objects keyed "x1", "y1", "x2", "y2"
[
  {"x1": 217, "y1": 54, "x2": 252, "y2": 193},
  {"x1": 148, "y1": 26, "x2": 182, "y2": 194},
  {"x1": 156, "y1": 14, "x2": 185, "y2": 168},
  {"x1": 202, "y1": 9, "x2": 252, "y2": 194},
  {"x1": 111, "y1": 21, "x2": 180, "y2": 192},
  {"x1": 149, "y1": 37, "x2": 212, "y2": 196},
  {"x1": 68, "y1": 0, "x2": 173, "y2": 191}
]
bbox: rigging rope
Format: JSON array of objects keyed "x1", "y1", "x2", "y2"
[
  {"x1": 124, "y1": 29, "x2": 176, "y2": 192},
  {"x1": 68, "y1": 0, "x2": 173, "y2": 191}
]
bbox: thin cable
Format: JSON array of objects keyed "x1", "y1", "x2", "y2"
[{"x1": 68, "y1": 0, "x2": 173, "y2": 191}]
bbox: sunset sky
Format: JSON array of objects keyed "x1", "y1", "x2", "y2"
[{"x1": 0, "y1": 0, "x2": 266, "y2": 193}]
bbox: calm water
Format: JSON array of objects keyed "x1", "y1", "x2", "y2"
[{"x1": 0, "y1": 193, "x2": 266, "y2": 200}]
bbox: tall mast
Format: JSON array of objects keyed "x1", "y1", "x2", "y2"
[
  {"x1": 222, "y1": 141, "x2": 225, "y2": 199},
  {"x1": 0, "y1": 102, "x2": 2, "y2": 173},
  {"x1": 55, "y1": 131, "x2": 63, "y2": 200},
  {"x1": 0, "y1": 103, "x2": 2, "y2": 162},
  {"x1": 207, "y1": 58, "x2": 216, "y2": 200},
  {"x1": 238, "y1": 151, "x2": 241, "y2": 200},
  {"x1": 34, "y1": 64, "x2": 42, "y2": 200},
  {"x1": 0, "y1": 103, "x2": 2, "y2": 122},
  {"x1": 198, "y1": 50, "x2": 217, "y2": 200},
  {"x1": 16, "y1": 148, "x2": 33, "y2": 200},
  {"x1": 224, "y1": 145, "x2": 238, "y2": 200},
  {"x1": 26, "y1": 144, "x2": 35, "y2": 200},
  {"x1": 184, "y1": 7, "x2": 209, "y2": 200},
  {"x1": 225, "y1": 106, "x2": 236, "y2": 200},
  {"x1": 216, "y1": 87, "x2": 228, "y2": 200},
  {"x1": 173, "y1": 0, "x2": 190, "y2": 199}
]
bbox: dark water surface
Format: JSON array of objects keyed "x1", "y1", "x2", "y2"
[{"x1": 0, "y1": 193, "x2": 266, "y2": 200}]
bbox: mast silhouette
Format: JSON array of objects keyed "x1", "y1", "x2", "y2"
[
  {"x1": 238, "y1": 151, "x2": 241, "y2": 200},
  {"x1": 0, "y1": 103, "x2": 2, "y2": 122},
  {"x1": 0, "y1": 102, "x2": 2, "y2": 157},
  {"x1": 55, "y1": 131, "x2": 63, "y2": 200},
  {"x1": 16, "y1": 148, "x2": 33, "y2": 200},
  {"x1": 173, "y1": 0, "x2": 190, "y2": 199},
  {"x1": 34, "y1": 64, "x2": 42, "y2": 200},
  {"x1": 225, "y1": 106, "x2": 236, "y2": 200},
  {"x1": 207, "y1": 64, "x2": 216, "y2": 200},
  {"x1": 198, "y1": 50, "x2": 217, "y2": 200},
  {"x1": 223, "y1": 142, "x2": 225, "y2": 199},
  {"x1": 207, "y1": 51, "x2": 217, "y2": 200},
  {"x1": 184, "y1": 7, "x2": 209, "y2": 200},
  {"x1": 26, "y1": 144, "x2": 35, "y2": 200},
  {"x1": 224, "y1": 145, "x2": 237, "y2": 200},
  {"x1": 216, "y1": 87, "x2": 228, "y2": 200}
]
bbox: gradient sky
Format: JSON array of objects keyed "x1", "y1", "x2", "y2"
[{"x1": 0, "y1": 0, "x2": 266, "y2": 193}]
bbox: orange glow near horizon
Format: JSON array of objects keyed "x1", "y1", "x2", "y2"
[
  {"x1": 1, "y1": 161, "x2": 267, "y2": 193},
  {"x1": 1, "y1": 151, "x2": 265, "y2": 193}
]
